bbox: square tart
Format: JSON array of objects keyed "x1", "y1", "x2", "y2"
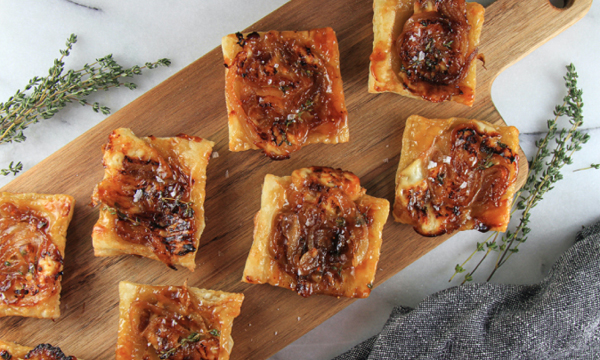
[
  {"x1": 369, "y1": 0, "x2": 485, "y2": 106},
  {"x1": 394, "y1": 115, "x2": 520, "y2": 236},
  {"x1": 116, "y1": 281, "x2": 244, "y2": 360},
  {"x1": 91, "y1": 128, "x2": 214, "y2": 271},
  {"x1": 0, "y1": 340, "x2": 79, "y2": 359},
  {"x1": 243, "y1": 167, "x2": 390, "y2": 298},
  {"x1": 222, "y1": 28, "x2": 349, "y2": 160},
  {"x1": 0, "y1": 192, "x2": 75, "y2": 319}
]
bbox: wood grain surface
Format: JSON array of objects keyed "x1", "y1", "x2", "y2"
[{"x1": 0, "y1": 0, "x2": 592, "y2": 359}]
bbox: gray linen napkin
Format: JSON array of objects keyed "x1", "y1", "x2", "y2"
[{"x1": 334, "y1": 220, "x2": 600, "y2": 360}]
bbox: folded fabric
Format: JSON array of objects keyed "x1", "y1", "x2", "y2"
[{"x1": 334, "y1": 220, "x2": 600, "y2": 360}]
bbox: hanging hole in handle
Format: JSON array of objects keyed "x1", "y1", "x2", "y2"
[{"x1": 549, "y1": 0, "x2": 572, "y2": 9}]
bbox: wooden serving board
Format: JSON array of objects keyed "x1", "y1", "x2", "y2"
[{"x1": 0, "y1": 0, "x2": 592, "y2": 358}]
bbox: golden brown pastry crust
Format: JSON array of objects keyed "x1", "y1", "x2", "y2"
[
  {"x1": 0, "y1": 193, "x2": 75, "y2": 319},
  {"x1": 369, "y1": 0, "x2": 484, "y2": 106},
  {"x1": 394, "y1": 115, "x2": 520, "y2": 235},
  {"x1": 116, "y1": 281, "x2": 244, "y2": 360},
  {"x1": 243, "y1": 167, "x2": 390, "y2": 298},
  {"x1": 91, "y1": 129, "x2": 214, "y2": 271},
  {"x1": 222, "y1": 28, "x2": 349, "y2": 159},
  {"x1": 0, "y1": 339, "x2": 32, "y2": 358}
]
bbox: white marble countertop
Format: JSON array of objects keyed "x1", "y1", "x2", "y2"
[{"x1": 1, "y1": 0, "x2": 599, "y2": 359}]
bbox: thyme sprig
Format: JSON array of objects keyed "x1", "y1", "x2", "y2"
[
  {"x1": 0, "y1": 161, "x2": 23, "y2": 176},
  {"x1": 0, "y1": 34, "x2": 171, "y2": 176},
  {"x1": 160, "y1": 196, "x2": 195, "y2": 218},
  {"x1": 159, "y1": 332, "x2": 202, "y2": 359},
  {"x1": 574, "y1": 163, "x2": 599, "y2": 172},
  {"x1": 449, "y1": 64, "x2": 588, "y2": 284}
]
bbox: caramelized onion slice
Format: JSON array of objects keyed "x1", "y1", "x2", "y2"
[
  {"x1": 403, "y1": 123, "x2": 518, "y2": 236},
  {"x1": 228, "y1": 31, "x2": 345, "y2": 159},
  {"x1": 395, "y1": 0, "x2": 475, "y2": 102},
  {"x1": 271, "y1": 167, "x2": 371, "y2": 297},
  {"x1": 96, "y1": 152, "x2": 196, "y2": 268},
  {"x1": 0, "y1": 203, "x2": 62, "y2": 307},
  {"x1": 128, "y1": 286, "x2": 220, "y2": 360}
]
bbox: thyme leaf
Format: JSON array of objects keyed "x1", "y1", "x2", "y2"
[
  {"x1": 0, "y1": 161, "x2": 22, "y2": 176},
  {"x1": 159, "y1": 332, "x2": 202, "y2": 359},
  {"x1": 102, "y1": 206, "x2": 117, "y2": 215}
]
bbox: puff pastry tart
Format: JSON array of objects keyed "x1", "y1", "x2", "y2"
[
  {"x1": 394, "y1": 115, "x2": 519, "y2": 236},
  {"x1": 243, "y1": 167, "x2": 389, "y2": 298},
  {"x1": 0, "y1": 340, "x2": 78, "y2": 360},
  {"x1": 370, "y1": 0, "x2": 485, "y2": 106},
  {"x1": 222, "y1": 28, "x2": 349, "y2": 160},
  {"x1": 116, "y1": 281, "x2": 244, "y2": 360},
  {"x1": 0, "y1": 193, "x2": 75, "y2": 319},
  {"x1": 91, "y1": 128, "x2": 214, "y2": 271}
]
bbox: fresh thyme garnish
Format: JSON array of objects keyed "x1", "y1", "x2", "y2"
[
  {"x1": 160, "y1": 197, "x2": 195, "y2": 217},
  {"x1": 280, "y1": 85, "x2": 291, "y2": 94},
  {"x1": 293, "y1": 98, "x2": 314, "y2": 121},
  {"x1": 449, "y1": 64, "x2": 589, "y2": 284},
  {"x1": 477, "y1": 154, "x2": 495, "y2": 170},
  {"x1": 356, "y1": 213, "x2": 367, "y2": 226},
  {"x1": 277, "y1": 98, "x2": 315, "y2": 146},
  {"x1": 574, "y1": 163, "x2": 599, "y2": 172},
  {"x1": 425, "y1": 38, "x2": 434, "y2": 52},
  {"x1": 302, "y1": 99, "x2": 314, "y2": 110},
  {"x1": 0, "y1": 34, "x2": 171, "y2": 176},
  {"x1": 159, "y1": 332, "x2": 203, "y2": 359},
  {"x1": 443, "y1": 40, "x2": 454, "y2": 49},
  {"x1": 102, "y1": 206, "x2": 117, "y2": 215},
  {"x1": 0, "y1": 161, "x2": 22, "y2": 176},
  {"x1": 103, "y1": 206, "x2": 142, "y2": 226},
  {"x1": 209, "y1": 329, "x2": 220, "y2": 337},
  {"x1": 436, "y1": 173, "x2": 445, "y2": 184},
  {"x1": 275, "y1": 130, "x2": 293, "y2": 147}
]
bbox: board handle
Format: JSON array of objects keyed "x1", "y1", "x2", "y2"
[{"x1": 478, "y1": 0, "x2": 593, "y2": 87}]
